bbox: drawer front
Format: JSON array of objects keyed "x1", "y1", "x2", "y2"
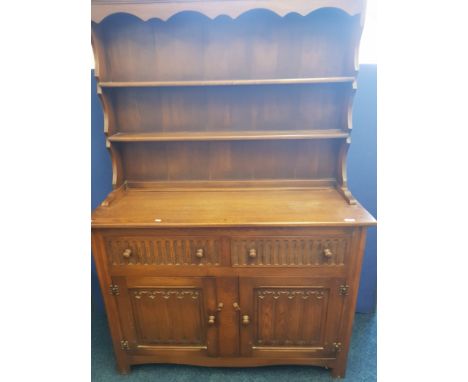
[
  {"x1": 105, "y1": 236, "x2": 221, "y2": 266},
  {"x1": 231, "y1": 236, "x2": 350, "y2": 267}
]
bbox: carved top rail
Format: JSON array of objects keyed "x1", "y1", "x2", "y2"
[{"x1": 92, "y1": 0, "x2": 366, "y2": 23}]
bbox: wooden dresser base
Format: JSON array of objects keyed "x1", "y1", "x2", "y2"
[{"x1": 92, "y1": 220, "x2": 370, "y2": 379}]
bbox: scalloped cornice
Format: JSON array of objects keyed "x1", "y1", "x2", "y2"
[{"x1": 92, "y1": 0, "x2": 366, "y2": 23}]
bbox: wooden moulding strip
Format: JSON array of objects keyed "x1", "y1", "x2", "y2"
[
  {"x1": 108, "y1": 130, "x2": 350, "y2": 142},
  {"x1": 98, "y1": 77, "x2": 356, "y2": 88},
  {"x1": 124, "y1": 179, "x2": 337, "y2": 191}
]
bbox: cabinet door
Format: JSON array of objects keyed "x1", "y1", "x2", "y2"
[
  {"x1": 239, "y1": 277, "x2": 345, "y2": 358},
  {"x1": 113, "y1": 276, "x2": 219, "y2": 357}
]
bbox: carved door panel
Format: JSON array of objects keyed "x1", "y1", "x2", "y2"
[
  {"x1": 239, "y1": 277, "x2": 345, "y2": 358},
  {"x1": 113, "y1": 276, "x2": 219, "y2": 357}
]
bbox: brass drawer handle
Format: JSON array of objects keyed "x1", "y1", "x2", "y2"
[
  {"x1": 208, "y1": 315, "x2": 216, "y2": 325},
  {"x1": 233, "y1": 302, "x2": 241, "y2": 311},
  {"x1": 248, "y1": 248, "x2": 257, "y2": 258},
  {"x1": 323, "y1": 248, "x2": 333, "y2": 258},
  {"x1": 195, "y1": 248, "x2": 204, "y2": 258},
  {"x1": 242, "y1": 315, "x2": 250, "y2": 325},
  {"x1": 122, "y1": 249, "x2": 132, "y2": 259}
]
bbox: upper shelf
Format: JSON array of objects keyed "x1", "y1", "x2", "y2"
[
  {"x1": 99, "y1": 77, "x2": 355, "y2": 89},
  {"x1": 108, "y1": 129, "x2": 349, "y2": 142},
  {"x1": 91, "y1": 0, "x2": 366, "y2": 23}
]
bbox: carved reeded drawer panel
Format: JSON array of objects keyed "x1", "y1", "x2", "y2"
[
  {"x1": 105, "y1": 236, "x2": 221, "y2": 266},
  {"x1": 231, "y1": 236, "x2": 350, "y2": 267}
]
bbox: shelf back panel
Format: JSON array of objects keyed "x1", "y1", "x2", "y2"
[
  {"x1": 119, "y1": 140, "x2": 339, "y2": 182},
  {"x1": 93, "y1": 9, "x2": 360, "y2": 81},
  {"x1": 108, "y1": 83, "x2": 349, "y2": 133}
]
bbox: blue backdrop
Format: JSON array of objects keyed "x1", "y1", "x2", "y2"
[{"x1": 91, "y1": 65, "x2": 377, "y2": 313}]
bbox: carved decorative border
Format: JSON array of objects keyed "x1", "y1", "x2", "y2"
[
  {"x1": 257, "y1": 289, "x2": 326, "y2": 300},
  {"x1": 132, "y1": 289, "x2": 200, "y2": 299},
  {"x1": 92, "y1": 0, "x2": 366, "y2": 23}
]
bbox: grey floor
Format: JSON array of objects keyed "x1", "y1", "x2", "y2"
[{"x1": 92, "y1": 307, "x2": 376, "y2": 382}]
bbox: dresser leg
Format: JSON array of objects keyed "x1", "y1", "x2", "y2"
[
  {"x1": 330, "y1": 354, "x2": 348, "y2": 379},
  {"x1": 116, "y1": 361, "x2": 131, "y2": 375},
  {"x1": 331, "y1": 366, "x2": 345, "y2": 379}
]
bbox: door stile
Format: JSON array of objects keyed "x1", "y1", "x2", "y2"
[
  {"x1": 215, "y1": 277, "x2": 240, "y2": 356},
  {"x1": 239, "y1": 277, "x2": 255, "y2": 356},
  {"x1": 113, "y1": 276, "x2": 139, "y2": 353},
  {"x1": 202, "y1": 277, "x2": 218, "y2": 356}
]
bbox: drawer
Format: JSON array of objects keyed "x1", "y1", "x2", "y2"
[
  {"x1": 105, "y1": 235, "x2": 221, "y2": 266},
  {"x1": 231, "y1": 235, "x2": 350, "y2": 267}
]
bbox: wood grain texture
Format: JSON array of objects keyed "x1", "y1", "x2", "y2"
[
  {"x1": 114, "y1": 276, "x2": 219, "y2": 355},
  {"x1": 254, "y1": 287, "x2": 329, "y2": 346},
  {"x1": 91, "y1": 8, "x2": 361, "y2": 198},
  {"x1": 231, "y1": 235, "x2": 350, "y2": 267},
  {"x1": 93, "y1": 10, "x2": 360, "y2": 81},
  {"x1": 109, "y1": 264, "x2": 348, "y2": 279},
  {"x1": 105, "y1": 235, "x2": 221, "y2": 266},
  {"x1": 92, "y1": 233, "x2": 131, "y2": 373},
  {"x1": 239, "y1": 276, "x2": 344, "y2": 358},
  {"x1": 215, "y1": 277, "x2": 239, "y2": 356},
  {"x1": 108, "y1": 130, "x2": 349, "y2": 142},
  {"x1": 99, "y1": 78, "x2": 355, "y2": 87},
  {"x1": 105, "y1": 83, "x2": 350, "y2": 134},
  {"x1": 92, "y1": 188, "x2": 376, "y2": 228},
  {"x1": 129, "y1": 287, "x2": 205, "y2": 345},
  {"x1": 117, "y1": 140, "x2": 340, "y2": 182},
  {"x1": 331, "y1": 227, "x2": 368, "y2": 378}
]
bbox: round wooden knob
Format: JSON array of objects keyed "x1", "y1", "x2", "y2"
[
  {"x1": 196, "y1": 248, "x2": 204, "y2": 258},
  {"x1": 323, "y1": 248, "x2": 333, "y2": 258},
  {"x1": 208, "y1": 315, "x2": 216, "y2": 325},
  {"x1": 248, "y1": 248, "x2": 257, "y2": 258},
  {"x1": 122, "y1": 249, "x2": 132, "y2": 259},
  {"x1": 242, "y1": 315, "x2": 250, "y2": 325}
]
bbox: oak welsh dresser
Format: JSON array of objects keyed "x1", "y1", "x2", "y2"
[{"x1": 91, "y1": 0, "x2": 376, "y2": 378}]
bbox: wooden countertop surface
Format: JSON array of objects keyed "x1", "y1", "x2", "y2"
[{"x1": 92, "y1": 187, "x2": 376, "y2": 228}]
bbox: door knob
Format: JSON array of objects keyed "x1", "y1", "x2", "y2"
[
  {"x1": 122, "y1": 249, "x2": 132, "y2": 259},
  {"x1": 196, "y1": 248, "x2": 204, "y2": 258},
  {"x1": 248, "y1": 248, "x2": 257, "y2": 258},
  {"x1": 242, "y1": 315, "x2": 250, "y2": 325},
  {"x1": 208, "y1": 315, "x2": 216, "y2": 325},
  {"x1": 233, "y1": 302, "x2": 241, "y2": 311}
]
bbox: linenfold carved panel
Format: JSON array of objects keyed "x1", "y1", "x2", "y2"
[
  {"x1": 231, "y1": 236, "x2": 349, "y2": 266},
  {"x1": 130, "y1": 287, "x2": 205, "y2": 345},
  {"x1": 106, "y1": 236, "x2": 221, "y2": 266},
  {"x1": 254, "y1": 287, "x2": 329, "y2": 346}
]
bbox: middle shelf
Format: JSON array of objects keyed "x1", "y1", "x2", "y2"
[
  {"x1": 99, "y1": 77, "x2": 355, "y2": 89},
  {"x1": 108, "y1": 129, "x2": 350, "y2": 142}
]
